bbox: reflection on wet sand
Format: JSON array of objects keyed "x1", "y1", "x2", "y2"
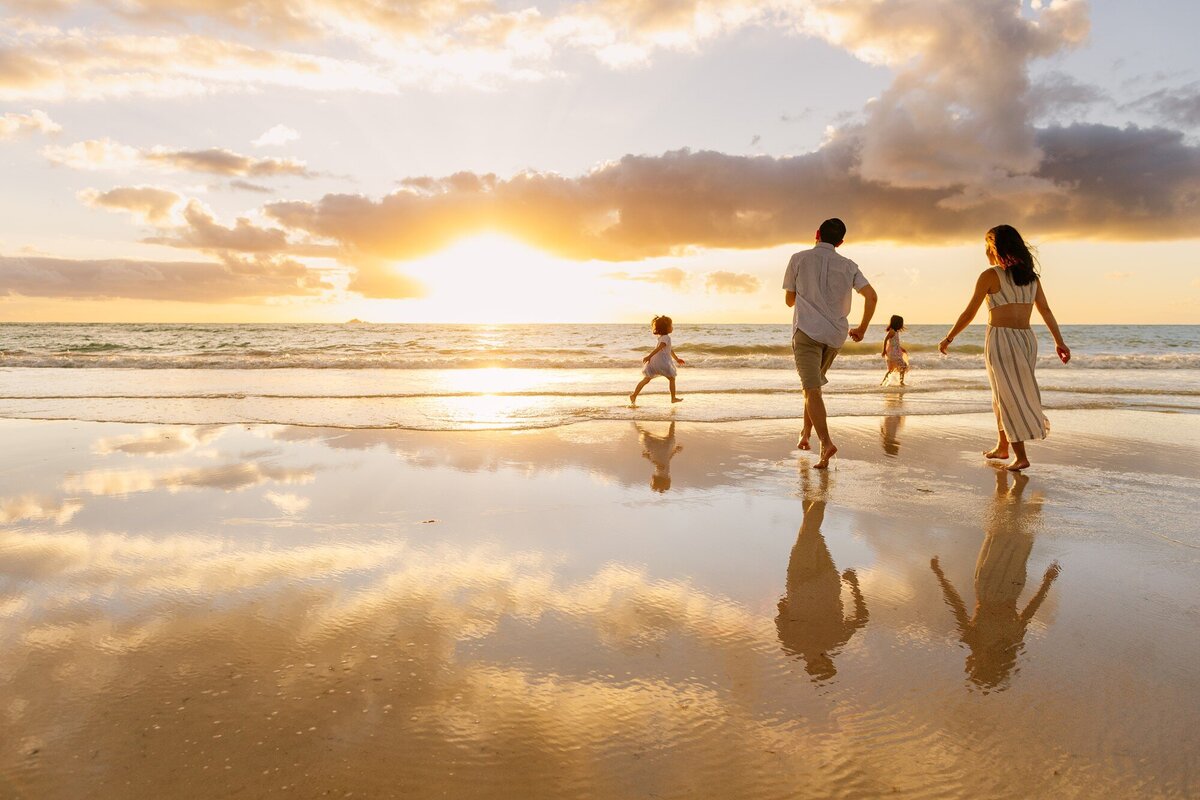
[
  {"x1": 776, "y1": 470, "x2": 868, "y2": 681},
  {"x1": 3, "y1": 417, "x2": 1199, "y2": 798},
  {"x1": 879, "y1": 393, "x2": 905, "y2": 456},
  {"x1": 931, "y1": 470, "x2": 1060, "y2": 692},
  {"x1": 635, "y1": 421, "x2": 682, "y2": 492}
]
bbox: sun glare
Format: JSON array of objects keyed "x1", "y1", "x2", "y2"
[{"x1": 372, "y1": 233, "x2": 595, "y2": 323}]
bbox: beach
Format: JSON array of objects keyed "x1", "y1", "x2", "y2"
[{"x1": 2, "y1": 402, "x2": 1199, "y2": 798}]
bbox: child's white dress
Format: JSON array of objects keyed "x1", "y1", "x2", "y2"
[{"x1": 643, "y1": 334, "x2": 678, "y2": 378}]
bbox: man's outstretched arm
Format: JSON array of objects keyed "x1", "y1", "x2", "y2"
[{"x1": 848, "y1": 284, "x2": 877, "y2": 342}]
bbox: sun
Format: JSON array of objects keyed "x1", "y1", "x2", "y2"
[{"x1": 368, "y1": 233, "x2": 597, "y2": 323}]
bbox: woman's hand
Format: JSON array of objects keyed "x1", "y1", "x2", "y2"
[
  {"x1": 675, "y1": 357, "x2": 685, "y2": 365},
  {"x1": 1055, "y1": 343, "x2": 1071, "y2": 364},
  {"x1": 642, "y1": 355, "x2": 651, "y2": 364},
  {"x1": 938, "y1": 337, "x2": 952, "y2": 355}
]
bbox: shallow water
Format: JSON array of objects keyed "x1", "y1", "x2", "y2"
[{"x1": 2, "y1": 413, "x2": 1198, "y2": 798}]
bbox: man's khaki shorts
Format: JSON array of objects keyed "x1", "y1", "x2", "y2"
[{"x1": 792, "y1": 329, "x2": 838, "y2": 390}]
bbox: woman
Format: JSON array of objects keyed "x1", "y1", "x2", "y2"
[{"x1": 939, "y1": 225, "x2": 1070, "y2": 471}]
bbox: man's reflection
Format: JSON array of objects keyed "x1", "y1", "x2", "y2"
[
  {"x1": 930, "y1": 470, "x2": 1061, "y2": 691},
  {"x1": 776, "y1": 470, "x2": 869, "y2": 681},
  {"x1": 636, "y1": 421, "x2": 682, "y2": 492},
  {"x1": 880, "y1": 394, "x2": 905, "y2": 456}
]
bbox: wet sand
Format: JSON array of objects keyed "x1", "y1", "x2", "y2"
[{"x1": 2, "y1": 410, "x2": 1198, "y2": 798}]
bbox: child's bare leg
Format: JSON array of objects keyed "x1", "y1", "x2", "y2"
[
  {"x1": 668, "y1": 377, "x2": 682, "y2": 402},
  {"x1": 898, "y1": 367, "x2": 906, "y2": 386},
  {"x1": 630, "y1": 376, "x2": 652, "y2": 404},
  {"x1": 1007, "y1": 440, "x2": 1030, "y2": 471},
  {"x1": 985, "y1": 398, "x2": 1009, "y2": 459},
  {"x1": 880, "y1": 369, "x2": 890, "y2": 386}
]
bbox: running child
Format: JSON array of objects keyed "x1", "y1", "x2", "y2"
[
  {"x1": 629, "y1": 315, "x2": 685, "y2": 404},
  {"x1": 881, "y1": 314, "x2": 909, "y2": 386}
]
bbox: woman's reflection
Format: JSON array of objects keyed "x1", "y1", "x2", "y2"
[
  {"x1": 880, "y1": 394, "x2": 905, "y2": 456},
  {"x1": 635, "y1": 421, "x2": 682, "y2": 492},
  {"x1": 930, "y1": 470, "x2": 1061, "y2": 691},
  {"x1": 776, "y1": 470, "x2": 869, "y2": 681}
]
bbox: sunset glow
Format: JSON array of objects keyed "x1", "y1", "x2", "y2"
[{"x1": 1, "y1": 1, "x2": 1198, "y2": 323}]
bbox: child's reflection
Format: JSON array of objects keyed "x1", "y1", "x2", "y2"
[
  {"x1": 776, "y1": 470, "x2": 869, "y2": 681},
  {"x1": 635, "y1": 421, "x2": 682, "y2": 492},
  {"x1": 931, "y1": 470, "x2": 1061, "y2": 691},
  {"x1": 880, "y1": 394, "x2": 905, "y2": 456}
]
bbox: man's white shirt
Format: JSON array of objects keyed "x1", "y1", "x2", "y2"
[{"x1": 782, "y1": 242, "x2": 870, "y2": 349}]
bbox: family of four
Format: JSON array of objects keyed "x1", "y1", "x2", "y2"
[{"x1": 632, "y1": 218, "x2": 1071, "y2": 472}]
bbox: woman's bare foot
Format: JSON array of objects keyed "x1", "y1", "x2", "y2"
[
  {"x1": 671, "y1": 396, "x2": 683, "y2": 403},
  {"x1": 814, "y1": 444, "x2": 838, "y2": 470},
  {"x1": 984, "y1": 446, "x2": 1009, "y2": 460},
  {"x1": 1005, "y1": 458, "x2": 1030, "y2": 471},
  {"x1": 797, "y1": 436, "x2": 811, "y2": 451},
  {"x1": 629, "y1": 393, "x2": 637, "y2": 405}
]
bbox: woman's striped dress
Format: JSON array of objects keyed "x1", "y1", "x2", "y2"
[{"x1": 985, "y1": 267, "x2": 1048, "y2": 443}]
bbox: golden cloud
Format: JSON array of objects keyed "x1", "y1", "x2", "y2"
[
  {"x1": 78, "y1": 185, "x2": 183, "y2": 224},
  {"x1": 0, "y1": 108, "x2": 60, "y2": 139},
  {"x1": 264, "y1": 124, "x2": 1200, "y2": 296},
  {"x1": 705, "y1": 270, "x2": 760, "y2": 294},
  {"x1": 603, "y1": 267, "x2": 689, "y2": 288},
  {"x1": 44, "y1": 139, "x2": 315, "y2": 178},
  {"x1": 0, "y1": 254, "x2": 330, "y2": 301}
]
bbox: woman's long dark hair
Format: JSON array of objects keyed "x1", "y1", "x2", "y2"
[{"x1": 986, "y1": 225, "x2": 1039, "y2": 286}]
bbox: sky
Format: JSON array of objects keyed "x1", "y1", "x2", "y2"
[{"x1": 0, "y1": 0, "x2": 1198, "y2": 324}]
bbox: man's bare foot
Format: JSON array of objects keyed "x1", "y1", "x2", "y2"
[
  {"x1": 984, "y1": 447, "x2": 1009, "y2": 460},
  {"x1": 814, "y1": 444, "x2": 838, "y2": 469},
  {"x1": 797, "y1": 436, "x2": 811, "y2": 451},
  {"x1": 671, "y1": 396, "x2": 683, "y2": 403},
  {"x1": 1005, "y1": 458, "x2": 1030, "y2": 471}
]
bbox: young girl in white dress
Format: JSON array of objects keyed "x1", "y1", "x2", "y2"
[
  {"x1": 880, "y1": 314, "x2": 909, "y2": 386},
  {"x1": 629, "y1": 315, "x2": 685, "y2": 405}
]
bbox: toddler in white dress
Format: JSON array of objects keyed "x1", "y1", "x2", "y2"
[{"x1": 629, "y1": 316, "x2": 685, "y2": 404}]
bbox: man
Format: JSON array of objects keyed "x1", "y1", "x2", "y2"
[{"x1": 783, "y1": 218, "x2": 877, "y2": 468}]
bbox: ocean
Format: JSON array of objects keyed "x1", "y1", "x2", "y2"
[{"x1": 1, "y1": 323, "x2": 1197, "y2": 429}]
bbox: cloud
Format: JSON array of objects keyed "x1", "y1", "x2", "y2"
[
  {"x1": 804, "y1": 0, "x2": 1089, "y2": 197},
  {"x1": 78, "y1": 185, "x2": 183, "y2": 224},
  {"x1": 1127, "y1": 82, "x2": 1200, "y2": 128},
  {"x1": 1027, "y1": 72, "x2": 1108, "y2": 119},
  {"x1": 135, "y1": 199, "x2": 339, "y2": 260},
  {"x1": 147, "y1": 148, "x2": 313, "y2": 177},
  {"x1": 229, "y1": 180, "x2": 273, "y2": 194},
  {"x1": 345, "y1": 266, "x2": 427, "y2": 299},
  {"x1": 143, "y1": 200, "x2": 291, "y2": 252},
  {"x1": 0, "y1": 108, "x2": 60, "y2": 139},
  {"x1": 1104, "y1": 272, "x2": 1131, "y2": 281},
  {"x1": 0, "y1": 26, "x2": 391, "y2": 101},
  {"x1": 252, "y1": 124, "x2": 300, "y2": 147},
  {"x1": 603, "y1": 267, "x2": 688, "y2": 288},
  {"x1": 264, "y1": 123, "x2": 1200, "y2": 289},
  {"x1": 0, "y1": 254, "x2": 330, "y2": 301},
  {"x1": 44, "y1": 138, "x2": 315, "y2": 177},
  {"x1": 705, "y1": 270, "x2": 759, "y2": 294}
]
